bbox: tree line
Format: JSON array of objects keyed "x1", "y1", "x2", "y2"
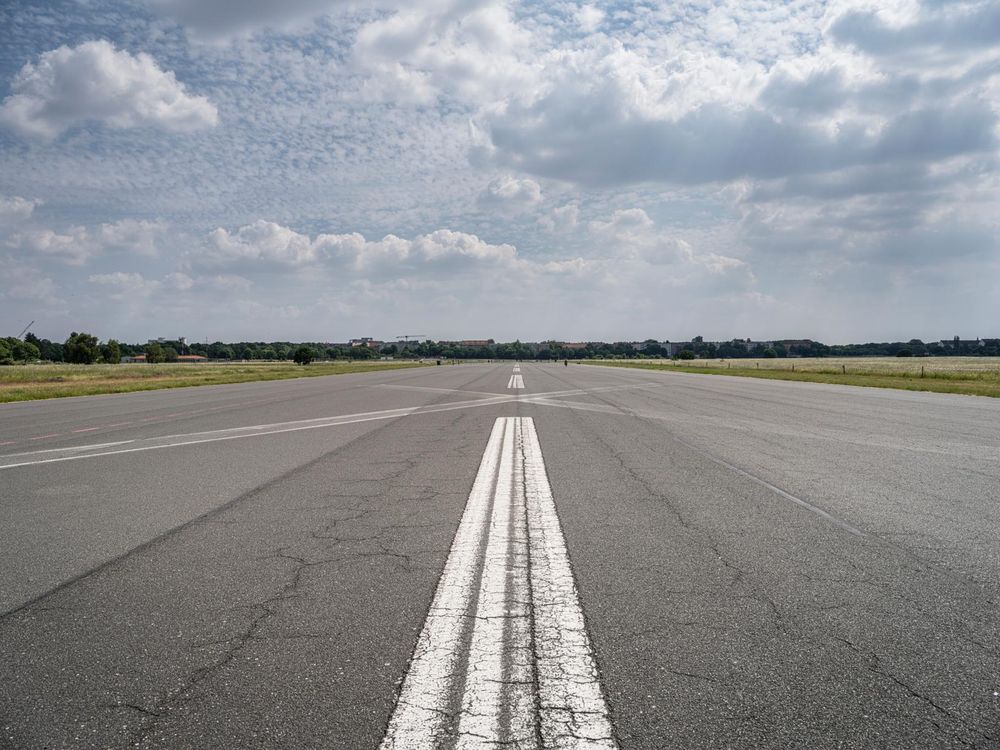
[{"x1": 3, "y1": 332, "x2": 998, "y2": 365}]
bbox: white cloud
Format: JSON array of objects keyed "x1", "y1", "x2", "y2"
[
  {"x1": 539, "y1": 204, "x2": 579, "y2": 233},
  {"x1": 575, "y1": 5, "x2": 603, "y2": 34},
  {"x1": 589, "y1": 208, "x2": 748, "y2": 274},
  {"x1": 199, "y1": 220, "x2": 522, "y2": 278},
  {"x1": 95, "y1": 219, "x2": 166, "y2": 257},
  {"x1": 0, "y1": 196, "x2": 39, "y2": 225},
  {"x1": 88, "y1": 271, "x2": 147, "y2": 287},
  {"x1": 480, "y1": 38, "x2": 998, "y2": 187},
  {"x1": 476, "y1": 176, "x2": 542, "y2": 215},
  {"x1": 6, "y1": 218, "x2": 166, "y2": 265},
  {"x1": 353, "y1": 0, "x2": 535, "y2": 105},
  {"x1": 204, "y1": 220, "x2": 320, "y2": 266},
  {"x1": 8, "y1": 227, "x2": 92, "y2": 266},
  {"x1": 0, "y1": 40, "x2": 218, "y2": 139}
]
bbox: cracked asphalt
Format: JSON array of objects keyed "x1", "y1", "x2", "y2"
[{"x1": 1, "y1": 362, "x2": 999, "y2": 749}]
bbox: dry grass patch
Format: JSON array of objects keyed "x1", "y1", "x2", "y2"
[
  {"x1": 0, "y1": 361, "x2": 429, "y2": 403},
  {"x1": 584, "y1": 357, "x2": 1000, "y2": 398}
]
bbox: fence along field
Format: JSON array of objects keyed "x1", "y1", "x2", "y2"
[{"x1": 587, "y1": 357, "x2": 1000, "y2": 398}]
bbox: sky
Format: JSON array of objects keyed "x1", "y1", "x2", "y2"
[{"x1": 0, "y1": 0, "x2": 998, "y2": 344}]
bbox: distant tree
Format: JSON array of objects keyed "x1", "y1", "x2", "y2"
[
  {"x1": 101, "y1": 339, "x2": 122, "y2": 364},
  {"x1": 678, "y1": 349, "x2": 696, "y2": 360},
  {"x1": 145, "y1": 343, "x2": 165, "y2": 364},
  {"x1": 0, "y1": 338, "x2": 11, "y2": 363},
  {"x1": 35, "y1": 339, "x2": 63, "y2": 361},
  {"x1": 11, "y1": 339, "x2": 41, "y2": 361},
  {"x1": 64, "y1": 332, "x2": 99, "y2": 364},
  {"x1": 259, "y1": 347, "x2": 277, "y2": 360},
  {"x1": 896, "y1": 348, "x2": 913, "y2": 357},
  {"x1": 293, "y1": 346, "x2": 315, "y2": 365},
  {"x1": 163, "y1": 346, "x2": 179, "y2": 362},
  {"x1": 762, "y1": 348, "x2": 778, "y2": 358}
]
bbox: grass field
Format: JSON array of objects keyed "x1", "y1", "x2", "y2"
[
  {"x1": 0, "y1": 360, "x2": 429, "y2": 403},
  {"x1": 584, "y1": 357, "x2": 1000, "y2": 398}
]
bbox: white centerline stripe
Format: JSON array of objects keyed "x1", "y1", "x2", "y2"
[
  {"x1": 521, "y1": 418, "x2": 617, "y2": 747},
  {"x1": 456, "y1": 418, "x2": 531, "y2": 747},
  {"x1": 380, "y1": 419, "x2": 506, "y2": 748},
  {"x1": 381, "y1": 417, "x2": 617, "y2": 749}
]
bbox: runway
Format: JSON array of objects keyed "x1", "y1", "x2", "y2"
[{"x1": 1, "y1": 362, "x2": 998, "y2": 748}]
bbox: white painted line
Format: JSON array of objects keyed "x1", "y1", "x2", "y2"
[
  {"x1": 381, "y1": 417, "x2": 617, "y2": 748},
  {"x1": 0, "y1": 395, "x2": 520, "y2": 471},
  {"x1": 456, "y1": 418, "x2": 532, "y2": 747},
  {"x1": 0, "y1": 440, "x2": 135, "y2": 459},
  {"x1": 521, "y1": 418, "x2": 617, "y2": 747},
  {"x1": 507, "y1": 373, "x2": 525, "y2": 389},
  {"x1": 380, "y1": 419, "x2": 506, "y2": 748}
]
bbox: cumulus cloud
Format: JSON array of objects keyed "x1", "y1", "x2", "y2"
[
  {"x1": 481, "y1": 40, "x2": 998, "y2": 187},
  {"x1": 7, "y1": 227, "x2": 93, "y2": 266},
  {"x1": 476, "y1": 176, "x2": 542, "y2": 215},
  {"x1": 589, "y1": 208, "x2": 747, "y2": 275},
  {"x1": 0, "y1": 196, "x2": 39, "y2": 225},
  {"x1": 539, "y1": 204, "x2": 579, "y2": 233},
  {"x1": 0, "y1": 40, "x2": 218, "y2": 139},
  {"x1": 6, "y1": 218, "x2": 166, "y2": 265},
  {"x1": 353, "y1": 0, "x2": 534, "y2": 104},
  {"x1": 575, "y1": 5, "x2": 603, "y2": 34},
  {"x1": 198, "y1": 220, "x2": 521, "y2": 277},
  {"x1": 831, "y1": 2, "x2": 1000, "y2": 56}
]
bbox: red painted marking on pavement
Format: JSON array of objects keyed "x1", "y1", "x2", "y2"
[
  {"x1": 104, "y1": 422, "x2": 133, "y2": 428},
  {"x1": 0, "y1": 440, "x2": 16, "y2": 447},
  {"x1": 29, "y1": 433, "x2": 63, "y2": 441},
  {"x1": 72, "y1": 427, "x2": 101, "y2": 433}
]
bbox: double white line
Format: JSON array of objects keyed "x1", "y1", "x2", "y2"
[
  {"x1": 507, "y1": 364, "x2": 524, "y2": 390},
  {"x1": 380, "y1": 417, "x2": 616, "y2": 749}
]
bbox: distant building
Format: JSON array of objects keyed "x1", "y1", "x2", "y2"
[
  {"x1": 350, "y1": 338, "x2": 382, "y2": 349},
  {"x1": 941, "y1": 337, "x2": 984, "y2": 348}
]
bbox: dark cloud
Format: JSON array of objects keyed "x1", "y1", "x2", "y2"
[
  {"x1": 488, "y1": 98, "x2": 997, "y2": 187},
  {"x1": 832, "y1": 2, "x2": 1000, "y2": 55},
  {"x1": 149, "y1": 0, "x2": 352, "y2": 40}
]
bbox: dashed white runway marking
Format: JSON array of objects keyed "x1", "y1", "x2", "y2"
[
  {"x1": 507, "y1": 368, "x2": 525, "y2": 389},
  {"x1": 380, "y1": 417, "x2": 617, "y2": 749}
]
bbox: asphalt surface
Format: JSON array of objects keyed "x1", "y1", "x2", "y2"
[{"x1": 1, "y1": 362, "x2": 998, "y2": 749}]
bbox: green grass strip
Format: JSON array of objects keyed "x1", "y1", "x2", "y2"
[
  {"x1": 582, "y1": 360, "x2": 1000, "y2": 398},
  {"x1": 0, "y1": 361, "x2": 429, "y2": 403}
]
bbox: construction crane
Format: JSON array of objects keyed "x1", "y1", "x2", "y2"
[
  {"x1": 396, "y1": 334, "x2": 427, "y2": 343},
  {"x1": 17, "y1": 320, "x2": 34, "y2": 339}
]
